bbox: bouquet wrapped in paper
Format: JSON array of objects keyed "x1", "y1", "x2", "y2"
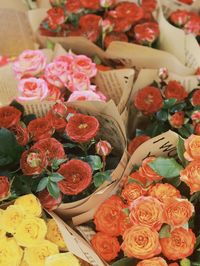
[
  {"x1": 127, "y1": 68, "x2": 200, "y2": 155},
  {"x1": 0, "y1": 193, "x2": 90, "y2": 266},
  {"x1": 70, "y1": 131, "x2": 200, "y2": 266},
  {"x1": 0, "y1": 99, "x2": 127, "y2": 224}
]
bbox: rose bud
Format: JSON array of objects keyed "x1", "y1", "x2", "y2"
[
  {"x1": 158, "y1": 67, "x2": 168, "y2": 80},
  {"x1": 169, "y1": 111, "x2": 185, "y2": 128},
  {"x1": 0, "y1": 176, "x2": 10, "y2": 200},
  {"x1": 38, "y1": 189, "x2": 62, "y2": 210},
  {"x1": 96, "y1": 140, "x2": 112, "y2": 157}
]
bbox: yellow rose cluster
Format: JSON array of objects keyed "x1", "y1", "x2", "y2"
[{"x1": 0, "y1": 194, "x2": 81, "y2": 266}]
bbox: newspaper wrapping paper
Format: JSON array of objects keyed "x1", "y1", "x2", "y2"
[
  {"x1": 28, "y1": 7, "x2": 196, "y2": 76},
  {"x1": 0, "y1": 43, "x2": 135, "y2": 125},
  {"x1": 128, "y1": 68, "x2": 200, "y2": 138},
  {"x1": 66, "y1": 131, "x2": 179, "y2": 266}
]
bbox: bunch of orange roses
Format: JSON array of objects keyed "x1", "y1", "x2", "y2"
[{"x1": 88, "y1": 134, "x2": 200, "y2": 265}]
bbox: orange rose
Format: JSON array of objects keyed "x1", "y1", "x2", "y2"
[
  {"x1": 180, "y1": 160, "x2": 200, "y2": 194},
  {"x1": 164, "y1": 198, "x2": 194, "y2": 227},
  {"x1": 160, "y1": 227, "x2": 196, "y2": 260},
  {"x1": 136, "y1": 257, "x2": 168, "y2": 266},
  {"x1": 118, "y1": 213, "x2": 133, "y2": 236},
  {"x1": 121, "y1": 225, "x2": 161, "y2": 259},
  {"x1": 121, "y1": 183, "x2": 147, "y2": 204},
  {"x1": 94, "y1": 195, "x2": 126, "y2": 236},
  {"x1": 148, "y1": 183, "x2": 181, "y2": 203},
  {"x1": 91, "y1": 232, "x2": 120, "y2": 262},
  {"x1": 129, "y1": 196, "x2": 164, "y2": 231},
  {"x1": 184, "y1": 134, "x2": 200, "y2": 161},
  {"x1": 139, "y1": 157, "x2": 163, "y2": 182},
  {"x1": 129, "y1": 171, "x2": 147, "y2": 186}
]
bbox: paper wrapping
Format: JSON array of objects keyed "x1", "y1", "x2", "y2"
[
  {"x1": 160, "y1": 0, "x2": 200, "y2": 16},
  {"x1": 71, "y1": 131, "x2": 179, "y2": 266},
  {"x1": 28, "y1": 8, "x2": 196, "y2": 76}
]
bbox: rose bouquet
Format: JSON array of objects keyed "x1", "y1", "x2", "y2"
[
  {"x1": 38, "y1": 0, "x2": 159, "y2": 50},
  {"x1": 128, "y1": 68, "x2": 200, "y2": 155},
  {"x1": 0, "y1": 100, "x2": 127, "y2": 223},
  {"x1": 74, "y1": 131, "x2": 200, "y2": 266},
  {"x1": 0, "y1": 193, "x2": 90, "y2": 266}
]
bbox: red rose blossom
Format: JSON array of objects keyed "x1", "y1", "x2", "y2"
[
  {"x1": 20, "y1": 147, "x2": 48, "y2": 175},
  {"x1": 10, "y1": 123, "x2": 29, "y2": 146},
  {"x1": 128, "y1": 135, "x2": 150, "y2": 155},
  {"x1": 195, "y1": 123, "x2": 200, "y2": 135},
  {"x1": 66, "y1": 113, "x2": 99, "y2": 143},
  {"x1": 80, "y1": 0, "x2": 100, "y2": 10},
  {"x1": 134, "y1": 22, "x2": 160, "y2": 45},
  {"x1": 164, "y1": 80, "x2": 188, "y2": 102},
  {"x1": 169, "y1": 10, "x2": 190, "y2": 27},
  {"x1": 46, "y1": 111, "x2": 66, "y2": 132},
  {"x1": 28, "y1": 117, "x2": 54, "y2": 142},
  {"x1": 169, "y1": 111, "x2": 185, "y2": 128},
  {"x1": 0, "y1": 106, "x2": 21, "y2": 129},
  {"x1": 79, "y1": 14, "x2": 102, "y2": 42},
  {"x1": 106, "y1": 14, "x2": 132, "y2": 32},
  {"x1": 38, "y1": 189, "x2": 62, "y2": 210},
  {"x1": 184, "y1": 15, "x2": 200, "y2": 36},
  {"x1": 32, "y1": 138, "x2": 65, "y2": 165},
  {"x1": 47, "y1": 7, "x2": 65, "y2": 29},
  {"x1": 115, "y1": 2, "x2": 144, "y2": 24},
  {"x1": 104, "y1": 31, "x2": 128, "y2": 48},
  {"x1": 134, "y1": 86, "x2": 163, "y2": 114},
  {"x1": 0, "y1": 176, "x2": 10, "y2": 200},
  {"x1": 141, "y1": 0, "x2": 157, "y2": 12},
  {"x1": 58, "y1": 159, "x2": 92, "y2": 195},
  {"x1": 65, "y1": 0, "x2": 82, "y2": 13}
]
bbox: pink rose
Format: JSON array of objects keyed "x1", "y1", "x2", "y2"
[
  {"x1": 45, "y1": 61, "x2": 69, "y2": 88},
  {"x1": 17, "y1": 78, "x2": 49, "y2": 101},
  {"x1": 53, "y1": 54, "x2": 74, "y2": 74},
  {"x1": 13, "y1": 50, "x2": 47, "y2": 79},
  {"x1": 73, "y1": 55, "x2": 97, "y2": 78},
  {"x1": 67, "y1": 90, "x2": 104, "y2": 102},
  {"x1": 68, "y1": 72, "x2": 94, "y2": 92}
]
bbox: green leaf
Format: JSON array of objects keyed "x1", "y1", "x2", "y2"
[
  {"x1": 111, "y1": 258, "x2": 137, "y2": 266},
  {"x1": 148, "y1": 157, "x2": 183, "y2": 178},
  {"x1": 47, "y1": 182, "x2": 60, "y2": 199},
  {"x1": 93, "y1": 170, "x2": 112, "y2": 188},
  {"x1": 10, "y1": 101, "x2": 24, "y2": 114},
  {"x1": 122, "y1": 208, "x2": 130, "y2": 216},
  {"x1": 63, "y1": 143, "x2": 78, "y2": 148},
  {"x1": 177, "y1": 136, "x2": 187, "y2": 166},
  {"x1": 51, "y1": 158, "x2": 68, "y2": 170},
  {"x1": 180, "y1": 258, "x2": 191, "y2": 266},
  {"x1": 0, "y1": 128, "x2": 24, "y2": 166},
  {"x1": 84, "y1": 155, "x2": 103, "y2": 171},
  {"x1": 46, "y1": 40, "x2": 55, "y2": 50},
  {"x1": 156, "y1": 110, "x2": 168, "y2": 121},
  {"x1": 190, "y1": 192, "x2": 200, "y2": 204},
  {"x1": 36, "y1": 177, "x2": 48, "y2": 192},
  {"x1": 170, "y1": 102, "x2": 186, "y2": 112},
  {"x1": 192, "y1": 262, "x2": 200, "y2": 266},
  {"x1": 194, "y1": 235, "x2": 200, "y2": 249},
  {"x1": 159, "y1": 224, "x2": 171, "y2": 238},
  {"x1": 23, "y1": 114, "x2": 37, "y2": 126},
  {"x1": 165, "y1": 176, "x2": 181, "y2": 187},
  {"x1": 49, "y1": 173, "x2": 64, "y2": 182},
  {"x1": 163, "y1": 98, "x2": 177, "y2": 109},
  {"x1": 178, "y1": 124, "x2": 194, "y2": 138}
]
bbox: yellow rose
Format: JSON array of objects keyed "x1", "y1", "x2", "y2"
[
  {"x1": 46, "y1": 219, "x2": 67, "y2": 251},
  {"x1": 45, "y1": 252, "x2": 81, "y2": 266},
  {"x1": 24, "y1": 240, "x2": 59, "y2": 266},
  {"x1": 20, "y1": 260, "x2": 29, "y2": 266},
  {"x1": 0, "y1": 209, "x2": 6, "y2": 238},
  {"x1": 15, "y1": 217, "x2": 47, "y2": 247},
  {"x1": 14, "y1": 194, "x2": 42, "y2": 217},
  {"x1": 0, "y1": 237, "x2": 23, "y2": 266},
  {"x1": 1, "y1": 205, "x2": 25, "y2": 234}
]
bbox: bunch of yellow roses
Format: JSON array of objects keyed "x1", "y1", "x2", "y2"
[{"x1": 0, "y1": 194, "x2": 81, "y2": 266}]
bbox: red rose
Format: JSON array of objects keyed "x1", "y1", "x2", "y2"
[
  {"x1": 169, "y1": 10, "x2": 190, "y2": 27},
  {"x1": 184, "y1": 15, "x2": 200, "y2": 36},
  {"x1": 47, "y1": 7, "x2": 65, "y2": 29},
  {"x1": 169, "y1": 111, "x2": 185, "y2": 128},
  {"x1": 164, "y1": 80, "x2": 188, "y2": 102},
  {"x1": 196, "y1": 67, "x2": 200, "y2": 75},
  {"x1": 65, "y1": 0, "x2": 82, "y2": 13},
  {"x1": 58, "y1": 159, "x2": 92, "y2": 195},
  {"x1": 28, "y1": 117, "x2": 54, "y2": 142},
  {"x1": 10, "y1": 123, "x2": 29, "y2": 146},
  {"x1": 115, "y1": 2, "x2": 144, "y2": 24},
  {"x1": 134, "y1": 86, "x2": 163, "y2": 114},
  {"x1": 80, "y1": 0, "x2": 100, "y2": 10},
  {"x1": 66, "y1": 113, "x2": 99, "y2": 143},
  {"x1": 134, "y1": 22, "x2": 160, "y2": 45},
  {"x1": 128, "y1": 135, "x2": 150, "y2": 155},
  {"x1": 0, "y1": 176, "x2": 10, "y2": 200},
  {"x1": 79, "y1": 14, "x2": 102, "y2": 42},
  {"x1": 32, "y1": 138, "x2": 65, "y2": 165},
  {"x1": 20, "y1": 147, "x2": 48, "y2": 175},
  {"x1": 141, "y1": 0, "x2": 157, "y2": 12},
  {"x1": 104, "y1": 31, "x2": 128, "y2": 48},
  {"x1": 0, "y1": 106, "x2": 21, "y2": 129},
  {"x1": 38, "y1": 189, "x2": 62, "y2": 210},
  {"x1": 106, "y1": 14, "x2": 132, "y2": 32},
  {"x1": 178, "y1": 0, "x2": 194, "y2": 4},
  {"x1": 194, "y1": 123, "x2": 200, "y2": 135},
  {"x1": 91, "y1": 232, "x2": 120, "y2": 262},
  {"x1": 46, "y1": 111, "x2": 66, "y2": 132}
]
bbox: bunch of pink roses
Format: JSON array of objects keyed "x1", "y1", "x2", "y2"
[{"x1": 13, "y1": 49, "x2": 106, "y2": 103}]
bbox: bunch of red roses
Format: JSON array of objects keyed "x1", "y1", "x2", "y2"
[
  {"x1": 0, "y1": 102, "x2": 118, "y2": 210},
  {"x1": 90, "y1": 136, "x2": 200, "y2": 265},
  {"x1": 39, "y1": 0, "x2": 160, "y2": 49},
  {"x1": 128, "y1": 68, "x2": 200, "y2": 155},
  {"x1": 13, "y1": 49, "x2": 106, "y2": 103},
  {"x1": 168, "y1": 9, "x2": 200, "y2": 44}
]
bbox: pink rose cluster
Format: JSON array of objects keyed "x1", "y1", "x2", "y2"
[{"x1": 13, "y1": 49, "x2": 106, "y2": 102}]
